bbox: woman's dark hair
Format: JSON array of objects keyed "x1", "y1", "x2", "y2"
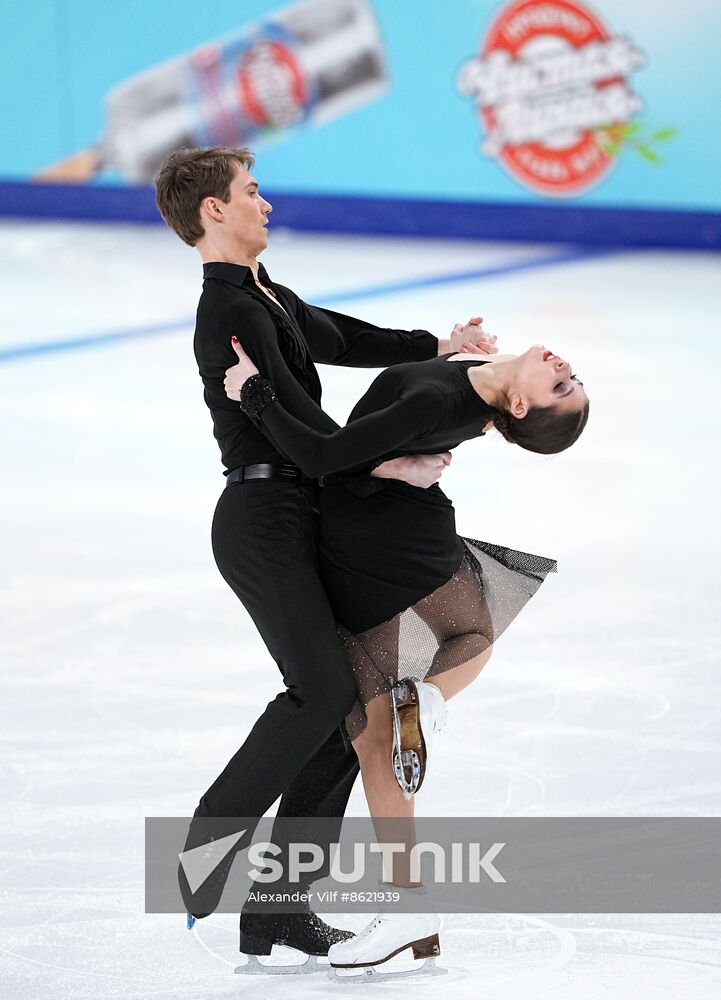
[{"x1": 492, "y1": 396, "x2": 589, "y2": 454}]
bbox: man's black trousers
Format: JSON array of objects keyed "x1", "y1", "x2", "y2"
[{"x1": 180, "y1": 477, "x2": 360, "y2": 913}]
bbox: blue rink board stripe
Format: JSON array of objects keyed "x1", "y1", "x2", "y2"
[
  {"x1": 0, "y1": 246, "x2": 614, "y2": 363},
  {"x1": 1, "y1": 180, "x2": 720, "y2": 249}
]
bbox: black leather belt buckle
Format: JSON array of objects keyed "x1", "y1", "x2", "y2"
[{"x1": 226, "y1": 463, "x2": 311, "y2": 487}]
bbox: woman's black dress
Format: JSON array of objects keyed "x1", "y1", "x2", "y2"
[{"x1": 253, "y1": 354, "x2": 557, "y2": 740}]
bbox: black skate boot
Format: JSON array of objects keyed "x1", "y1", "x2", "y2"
[{"x1": 236, "y1": 897, "x2": 355, "y2": 975}]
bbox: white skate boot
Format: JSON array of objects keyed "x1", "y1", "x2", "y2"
[
  {"x1": 390, "y1": 680, "x2": 447, "y2": 798},
  {"x1": 327, "y1": 911, "x2": 446, "y2": 982}
]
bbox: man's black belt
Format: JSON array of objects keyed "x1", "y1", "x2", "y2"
[{"x1": 226, "y1": 463, "x2": 322, "y2": 486}]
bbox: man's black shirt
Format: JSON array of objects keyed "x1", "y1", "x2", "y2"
[{"x1": 194, "y1": 261, "x2": 438, "y2": 491}]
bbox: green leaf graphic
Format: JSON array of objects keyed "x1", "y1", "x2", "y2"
[
  {"x1": 594, "y1": 120, "x2": 676, "y2": 164},
  {"x1": 636, "y1": 144, "x2": 662, "y2": 163}
]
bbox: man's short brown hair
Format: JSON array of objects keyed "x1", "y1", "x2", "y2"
[{"x1": 154, "y1": 146, "x2": 255, "y2": 247}]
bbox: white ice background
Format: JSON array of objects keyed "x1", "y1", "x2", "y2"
[{"x1": 0, "y1": 221, "x2": 719, "y2": 998}]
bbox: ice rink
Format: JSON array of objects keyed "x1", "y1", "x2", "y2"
[{"x1": 1, "y1": 220, "x2": 720, "y2": 998}]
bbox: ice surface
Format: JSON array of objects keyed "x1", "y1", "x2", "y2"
[{"x1": 0, "y1": 222, "x2": 719, "y2": 998}]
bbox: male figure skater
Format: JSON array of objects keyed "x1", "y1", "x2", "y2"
[{"x1": 154, "y1": 146, "x2": 491, "y2": 967}]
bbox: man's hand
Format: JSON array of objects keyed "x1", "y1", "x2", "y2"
[
  {"x1": 224, "y1": 336, "x2": 260, "y2": 401},
  {"x1": 372, "y1": 452, "x2": 452, "y2": 489},
  {"x1": 438, "y1": 316, "x2": 498, "y2": 356}
]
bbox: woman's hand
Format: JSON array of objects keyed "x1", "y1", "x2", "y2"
[
  {"x1": 448, "y1": 316, "x2": 498, "y2": 355},
  {"x1": 224, "y1": 336, "x2": 260, "y2": 401}
]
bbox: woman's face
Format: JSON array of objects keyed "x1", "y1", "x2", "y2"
[{"x1": 510, "y1": 344, "x2": 587, "y2": 416}]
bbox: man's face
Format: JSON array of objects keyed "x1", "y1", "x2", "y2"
[{"x1": 209, "y1": 164, "x2": 273, "y2": 256}]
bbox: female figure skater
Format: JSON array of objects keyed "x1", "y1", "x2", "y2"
[{"x1": 224, "y1": 339, "x2": 588, "y2": 976}]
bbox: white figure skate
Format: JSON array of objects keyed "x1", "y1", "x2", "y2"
[
  {"x1": 390, "y1": 679, "x2": 447, "y2": 798},
  {"x1": 327, "y1": 911, "x2": 446, "y2": 982}
]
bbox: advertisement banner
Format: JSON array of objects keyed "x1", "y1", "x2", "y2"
[{"x1": 2, "y1": 0, "x2": 719, "y2": 241}]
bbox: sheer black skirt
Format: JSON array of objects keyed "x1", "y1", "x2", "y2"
[
  {"x1": 317, "y1": 477, "x2": 557, "y2": 743},
  {"x1": 335, "y1": 536, "x2": 557, "y2": 741}
]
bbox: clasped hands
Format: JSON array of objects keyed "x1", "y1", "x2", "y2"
[
  {"x1": 445, "y1": 315, "x2": 497, "y2": 358},
  {"x1": 224, "y1": 317, "x2": 498, "y2": 489}
]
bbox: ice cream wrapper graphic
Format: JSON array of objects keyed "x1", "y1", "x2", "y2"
[{"x1": 95, "y1": 0, "x2": 386, "y2": 184}]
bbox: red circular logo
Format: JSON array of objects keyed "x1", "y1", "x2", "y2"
[
  {"x1": 458, "y1": 0, "x2": 645, "y2": 196},
  {"x1": 237, "y1": 40, "x2": 308, "y2": 129}
]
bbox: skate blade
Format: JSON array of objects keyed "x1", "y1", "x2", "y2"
[
  {"x1": 328, "y1": 956, "x2": 447, "y2": 983},
  {"x1": 391, "y1": 681, "x2": 426, "y2": 797},
  {"x1": 235, "y1": 953, "x2": 327, "y2": 975}
]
